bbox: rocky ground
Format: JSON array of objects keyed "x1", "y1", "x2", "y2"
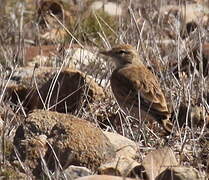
[{"x1": 0, "y1": 0, "x2": 209, "y2": 179}]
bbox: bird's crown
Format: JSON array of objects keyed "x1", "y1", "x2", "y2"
[{"x1": 100, "y1": 44, "x2": 142, "y2": 67}]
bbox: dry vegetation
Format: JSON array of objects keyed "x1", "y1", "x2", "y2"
[{"x1": 0, "y1": 0, "x2": 209, "y2": 179}]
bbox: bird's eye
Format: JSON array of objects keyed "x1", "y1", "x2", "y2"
[{"x1": 118, "y1": 50, "x2": 128, "y2": 54}]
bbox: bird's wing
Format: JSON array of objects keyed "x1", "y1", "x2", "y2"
[{"x1": 114, "y1": 65, "x2": 169, "y2": 114}]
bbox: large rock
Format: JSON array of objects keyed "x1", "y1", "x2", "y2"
[
  {"x1": 156, "y1": 166, "x2": 202, "y2": 180},
  {"x1": 12, "y1": 110, "x2": 116, "y2": 177},
  {"x1": 103, "y1": 131, "x2": 139, "y2": 159},
  {"x1": 98, "y1": 156, "x2": 140, "y2": 177},
  {"x1": 6, "y1": 67, "x2": 105, "y2": 114},
  {"x1": 142, "y1": 147, "x2": 178, "y2": 180},
  {"x1": 61, "y1": 165, "x2": 92, "y2": 180},
  {"x1": 75, "y1": 175, "x2": 136, "y2": 180},
  {"x1": 98, "y1": 132, "x2": 140, "y2": 177}
]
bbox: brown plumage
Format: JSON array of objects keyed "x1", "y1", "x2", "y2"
[{"x1": 100, "y1": 44, "x2": 173, "y2": 134}]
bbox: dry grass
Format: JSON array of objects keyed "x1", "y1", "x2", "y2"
[{"x1": 0, "y1": 0, "x2": 209, "y2": 179}]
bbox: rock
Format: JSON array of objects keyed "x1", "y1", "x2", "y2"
[
  {"x1": 70, "y1": 47, "x2": 99, "y2": 69},
  {"x1": 6, "y1": 67, "x2": 105, "y2": 114},
  {"x1": 156, "y1": 166, "x2": 202, "y2": 180},
  {"x1": 24, "y1": 45, "x2": 70, "y2": 66},
  {"x1": 103, "y1": 131, "x2": 139, "y2": 159},
  {"x1": 97, "y1": 131, "x2": 141, "y2": 177},
  {"x1": 32, "y1": 68, "x2": 105, "y2": 113},
  {"x1": 48, "y1": 114, "x2": 115, "y2": 170},
  {"x1": 90, "y1": 1, "x2": 123, "y2": 16},
  {"x1": 61, "y1": 165, "x2": 92, "y2": 180},
  {"x1": 75, "y1": 175, "x2": 136, "y2": 180},
  {"x1": 24, "y1": 45, "x2": 102, "y2": 72},
  {"x1": 13, "y1": 110, "x2": 116, "y2": 177},
  {"x1": 98, "y1": 156, "x2": 140, "y2": 177},
  {"x1": 65, "y1": 46, "x2": 109, "y2": 87},
  {"x1": 142, "y1": 147, "x2": 178, "y2": 180},
  {"x1": 6, "y1": 66, "x2": 54, "y2": 88},
  {"x1": 17, "y1": 134, "x2": 48, "y2": 175},
  {"x1": 12, "y1": 110, "x2": 65, "y2": 175},
  {"x1": 24, "y1": 45, "x2": 107, "y2": 82}
]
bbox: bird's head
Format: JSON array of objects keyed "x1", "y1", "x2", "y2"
[{"x1": 100, "y1": 44, "x2": 142, "y2": 68}]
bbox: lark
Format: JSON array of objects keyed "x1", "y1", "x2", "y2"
[{"x1": 100, "y1": 44, "x2": 173, "y2": 134}]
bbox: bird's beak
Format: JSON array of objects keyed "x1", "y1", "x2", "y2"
[
  {"x1": 99, "y1": 49, "x2": 113, "y2": 57},
  {"x1": 99, "y1": 50, "x2": 109, "y2": 56}
]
